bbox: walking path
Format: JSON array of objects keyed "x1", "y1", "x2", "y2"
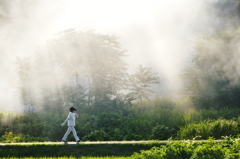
[{"x1": 0, "y1": 140, "x2": 222, "y2": 145}]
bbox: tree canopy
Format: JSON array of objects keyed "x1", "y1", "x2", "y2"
[
  {"x1": 15, "y1": 29, "x2": 160, "y2": 113},
  {"x1": 128, "y1": 65, "x2": 159, "y2": 107},
  {"x1": 181, "y1": 28, "x2": 240, "y2": 108}
]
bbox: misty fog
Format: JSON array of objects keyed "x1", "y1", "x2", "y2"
[{"x1": 0, "y1": 0, "x2": 240, "y2": 112}]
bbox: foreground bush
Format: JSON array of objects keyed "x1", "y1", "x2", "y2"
[
  {"x1": 131, "y1": 138, "x2": 240, "y2": 159},
  {"x1": 178, "y1": 119, "x2": 239, "y2": 139}
]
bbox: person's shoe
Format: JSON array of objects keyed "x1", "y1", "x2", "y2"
[
  {"x1": 76, "y1": 140, "x2": 81, "y2": 143},
  {"x1": 61, "y1": 140, "x2": 67, "y2": 143}
]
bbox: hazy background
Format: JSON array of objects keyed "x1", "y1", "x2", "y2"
[{"x1": 0, "y1": 0, "x2": 239, "y2": 112}]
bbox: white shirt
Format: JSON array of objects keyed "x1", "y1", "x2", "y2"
[{"x1": 62, "y1": 112, "x2": 78, "y2": 126}]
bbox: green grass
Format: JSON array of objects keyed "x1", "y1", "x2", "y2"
[
  {"x1": 0, "y1": 142, "x2": 165, "y2": 158},
  {"x1": 0, "y1": 157, "x2": 128, "y2": 159},
  {"x1": 2, "y1": 139, "x2": 240, "y2": 158}
]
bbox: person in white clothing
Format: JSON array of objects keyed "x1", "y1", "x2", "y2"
[{"x1": 61, "y1": 107, "x2": 80, "y2": 143}]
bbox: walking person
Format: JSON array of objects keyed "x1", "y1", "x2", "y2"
[{"x1": 61, "y1": 107, "x2": 80, "y2": 143}]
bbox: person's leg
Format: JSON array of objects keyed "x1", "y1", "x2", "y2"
[
  {"x1": 69, "y1": 126, "x2": 80, "y2": 141},
  {"x1": 62, "y1": 127, "x2": 72, "y2": 141}
]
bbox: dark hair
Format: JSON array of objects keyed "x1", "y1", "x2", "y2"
[{"x1": 70, "y1": 107, "x2": 76, "y2": 111}]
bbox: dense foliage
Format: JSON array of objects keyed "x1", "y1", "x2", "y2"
[
  {"x1": 1, "y1": 97, "x2": 240, "y2": 142},
  {"x1": 181, "y1": 28, "x2": 240, "y2": 109},
  {"x1": 131, "y1": 138, "x2": 240, "y2": 159}
]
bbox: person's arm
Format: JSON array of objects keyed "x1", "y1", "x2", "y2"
[
  {"x1": 74, "y1": 111, "x2": 79, "y2": 118},
  {"x1": 61, "y1": 113, "x2": 71, "y2": 126},
  {"x1": 61, "y1": 119, "x2": 67, "y2": 126}
]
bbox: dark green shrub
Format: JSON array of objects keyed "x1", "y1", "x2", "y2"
[
  {"x1": 178, "y1": 119, "x2": 239, "y2": 139},
  {"x1": 83, "y1": 130, "x2": 109, "y2": 141},
  {"x1": 185, "y1": 108, "x2": 240, "y2": 123},
  {"x1": 126, "y1": 133, "x2": 143, "y2": 141},
  {"x1": 151, "y1": 125, "x2": 173, "y2": 140},
  {"x1": 97, "y1": 112, "x2": 123, "y2": 132},
  {"x1": 110, "y1": 128, "x2": 124, "y2": 141}
]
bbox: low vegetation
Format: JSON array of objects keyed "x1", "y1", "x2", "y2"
[
  {"x1": 131, "y1": 137, "x2": 240, "y2": 159},
  {"x1": 1, "y1": 97, "x2": 240, "y2": 142}
]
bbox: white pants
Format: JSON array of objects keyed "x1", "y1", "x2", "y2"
[{"x1": 62, "y1": 126, "x2": 79, "y2": 141}]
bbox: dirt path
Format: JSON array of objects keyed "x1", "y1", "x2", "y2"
[{"x1": 0, "y1": 140, "x2": 222, "y2": 145}]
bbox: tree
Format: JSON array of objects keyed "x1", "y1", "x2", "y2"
[
  {"x1": 15, "y1": 57, "x2": 35, "y2": 112},
  {"x1": 48, "y1": 28, "x2": 86, "y2": 107},
  {"x1": 49, "y1": 29, "x2": 128, "y2": 106},
  {"x1": 63, "y1": 84, "x2": 87, "y2": 107},
  {"x1": 83, "y1": 33, "x2": 128, "y2": 104},
  {"x1": 181, "y1": 28, "x2": 240, "y2": 108},
  {"x1": 32, "y1": 49, "x2": 67, "y2": 113},
  {"x1": 128, "y1": 65, "x2": 159, "y2": 107}
]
